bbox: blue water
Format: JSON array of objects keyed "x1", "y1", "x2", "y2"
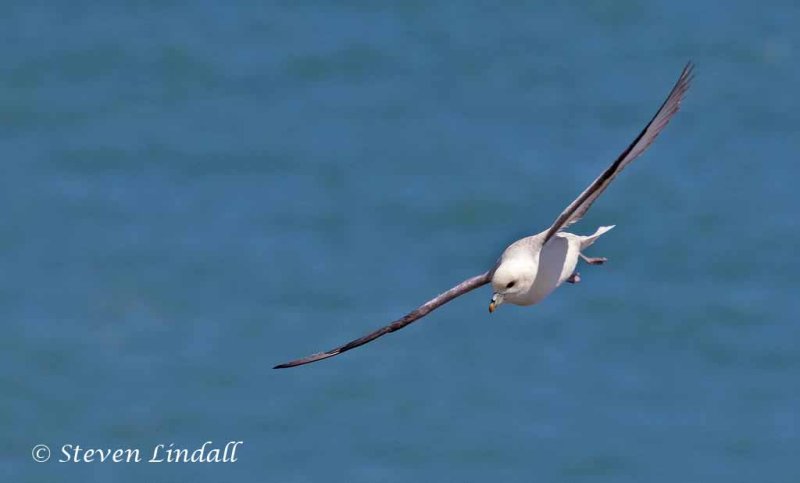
[{"x1": 3, "y1": 1, "x2": 799, "y2": 481}]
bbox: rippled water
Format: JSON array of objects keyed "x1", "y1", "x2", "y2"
[{"x1": 2, "y1": 1, "x2": 799, "y2": 482}]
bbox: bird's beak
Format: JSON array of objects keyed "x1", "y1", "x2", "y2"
[{"x1": 489, "y1": 293, "x2": 502, "y2": 313}]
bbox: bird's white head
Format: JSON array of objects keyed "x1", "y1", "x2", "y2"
[{"x1": 489, "y1": 257, "x2": 536, "y2": 313}]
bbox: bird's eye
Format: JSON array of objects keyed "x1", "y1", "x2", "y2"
[{"x1": 506, "y1": 281, "x2": 515, "y2": 288}]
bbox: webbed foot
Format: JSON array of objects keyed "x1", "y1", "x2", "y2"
[{"x1": 580, "y1": 253, "x2": 607, "y2": 265}]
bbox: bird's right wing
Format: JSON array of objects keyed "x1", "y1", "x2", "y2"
[
  {"x1": 543, "y1": 62, "x2": 694, "y2": 244},
  {"x1": 274, "y1": 271, "x2": 492, "y2": 369}
]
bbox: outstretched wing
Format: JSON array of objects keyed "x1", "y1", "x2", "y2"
[
  {"x1": 274, "y1": 271, "x2": 492, "y2": 369},
  {"x1": 543, "y1": 62, "x2": 694, "y2": 244}
]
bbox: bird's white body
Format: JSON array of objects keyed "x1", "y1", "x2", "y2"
[{"x1": 493, "y1": 225, "x2": 615, "y2": 307}]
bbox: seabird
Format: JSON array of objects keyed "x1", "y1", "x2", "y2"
[{"x1": 275, "y1": 62, "x2": 694, "y2": 369}]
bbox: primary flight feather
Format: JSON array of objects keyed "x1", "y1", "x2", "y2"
[{"x1": 275, "y1": 62, "x2": 694, "y2": 369}]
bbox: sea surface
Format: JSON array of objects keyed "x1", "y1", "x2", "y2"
[{"x1": 2, "y1": 1, "x2": 799, "y2": 482}]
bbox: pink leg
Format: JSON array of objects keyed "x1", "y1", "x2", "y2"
[
  {"x1": 580, "y1": 253, "x2": 607, "y2": 265},
  {"x1": 566, "y1": 272, "x2": 581, "y2": 284}
]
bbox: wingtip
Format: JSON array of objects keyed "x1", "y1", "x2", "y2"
[
  {"x1": 273, "y1": 358, "x2": 313, "y2": 369},
  {"x1": 680, "y1": 61, "x2": 696, "y2": 84}
]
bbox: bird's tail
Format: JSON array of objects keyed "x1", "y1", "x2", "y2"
[{"x1": 580, "y1": 225, "x2": 615, "y2": 249}]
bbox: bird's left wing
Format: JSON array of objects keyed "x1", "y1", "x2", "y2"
[
  {"x1": 543, "y1": 62, "x2": 694, "y2": 244},
  {"x1": 274, "y1": 271, "x2": 492, "y2": 369}
]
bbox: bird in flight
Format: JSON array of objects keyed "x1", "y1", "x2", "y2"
[{"x1": 275, "y1": 62, "x2": 694, "y2": 369}]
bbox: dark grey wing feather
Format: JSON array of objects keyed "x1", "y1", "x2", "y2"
[
  {"x1": 274, "y1": 271, "x2": 492, "y2": 369},
  {"x1": 543, "y1": 62, "x2": 694, "y2": 244}
]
